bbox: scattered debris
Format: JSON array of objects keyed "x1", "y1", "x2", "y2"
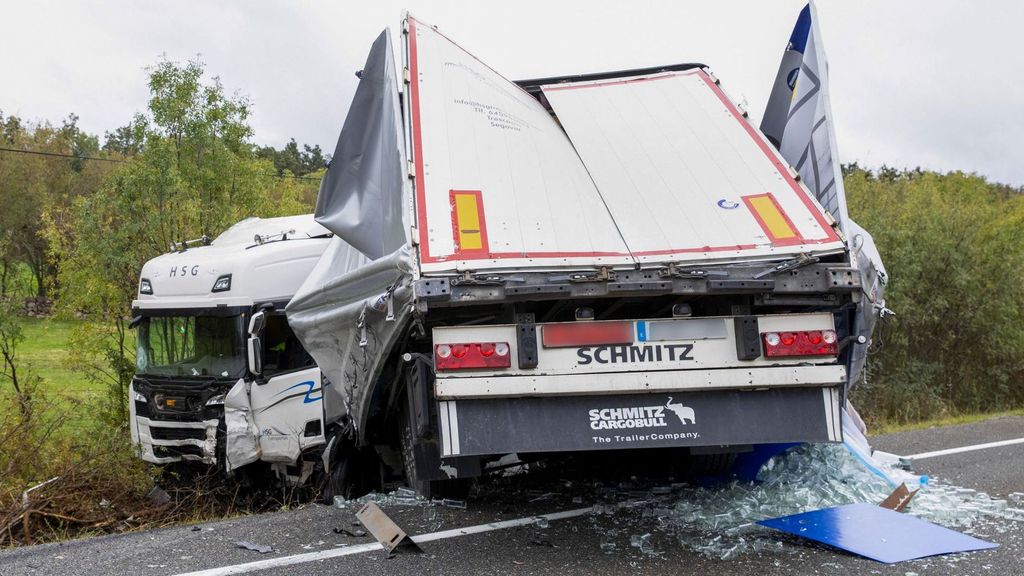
[
  {"x1": 235, "y1": 541, "x2": 273, "y2": 554},
  {"x1": 534, "y1": 517, "x2": 550, "y2": 529},
  {"x1": 190, "y1": 526, "x2": 202, "y2": 532},
  {"x1": 333, "y1": 527, "x2": 367, "y2": 537},
  {"x1": 758, "y1": 503, "x2": 998, "y2": 563},
  {"x1": 442, "y1": 498, "x2": 467, "y2": 509},
  {"x1": 356, "y1": 501, "x2": 422, "y2": 554},
  {"x1": 880, "y1": 483, "x2": 920, "y2": 512},
  {"x1": 146, "y1": 486, "x2": 171, "y2": 507},
  {"x1": 529, "y1": 536, "x2": 554, "y2": 547}
]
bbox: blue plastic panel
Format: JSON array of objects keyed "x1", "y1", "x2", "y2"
[{"x1": 758, "y1": 503, "x2": 998, "y2": 564}]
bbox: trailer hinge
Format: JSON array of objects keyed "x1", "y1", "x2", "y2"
[
  {"x1": 568, "y1": 266, "x2": 616, "y2": 283},
  {"x1": 403, "y1": 67, "x2": 411, "y2": 84},
  {"x1": 451, "y1": 271, "x2": 504, "y2": 286},
  {"x1": 753, "y1": 253, "x2": 819, "y2": 279},
  {"x1": 407, "y1": 160, "x2": 415, "y2": 176},
  {"x1": 658, "y1": 263, "x2": 729, "y2": 280}
]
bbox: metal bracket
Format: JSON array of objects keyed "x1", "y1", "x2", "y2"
[
  {"x1": 754, "y1": 253, "x2": 819, "y2": 279},
  {"x1": 356, "y1": 502, "x2": 422, "y2": 554},
  {"x1": 658, "y1": 263, "x2": 729, "y2": 279},
  {"x1": 568, "y1": 266, "x2": 616, "y2": 283},
  {"x1": 515, "y1": 313, "x2": 538, "y2": 369}
]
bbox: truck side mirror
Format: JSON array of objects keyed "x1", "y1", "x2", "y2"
[
  {"x1": 247, "y1": 336, "x2": 263, "y2": 376},
  {"x1": 248, "y1": 311, "x2": 266, "y2": 336}
]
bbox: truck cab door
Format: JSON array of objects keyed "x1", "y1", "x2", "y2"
[{"x1": 247, "y1": 312, "x2": 326, "y2": 464}]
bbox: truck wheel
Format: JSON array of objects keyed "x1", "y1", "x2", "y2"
[
  {"x1": 322, "y1": 444, "x2": 378, "y2": 502},
  {"x1": 399, "y1": 411, "x2": 470, "y2": 500}
]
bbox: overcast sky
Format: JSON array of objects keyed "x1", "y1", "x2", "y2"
[{"x1": 4, "y1": 1, "x2": 1023, "y2": 185}]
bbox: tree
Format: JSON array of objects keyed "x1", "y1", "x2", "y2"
[
  {"x1": 51, "y1": 57, "x2": 315, "y2": 425},
  {"x1": 256, "y1": 138, "x2": 328, "y2": 177},
  {"x1": 0, "y1": 112, "x2": 115, "y2": 299},
  {"x1": 847, "y1": 167, "x2": 1024, "y2": 424}
]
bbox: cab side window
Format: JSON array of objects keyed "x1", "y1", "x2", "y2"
[{"x1": 261, "y1": 313, "x2": 316, "y2": 377}]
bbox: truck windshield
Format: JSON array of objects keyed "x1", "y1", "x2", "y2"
[{"x1": 136, "y1": 315, "x2": 246, "y2": 379}]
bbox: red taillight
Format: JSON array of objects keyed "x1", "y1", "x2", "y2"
[
  {"x1": 541, "y1": 321, "x2": 633, "y2": 348},
  {"x1": 762, "y1": 330, "x2": 838, "y2": 358},
  {"x1": 435, "y1": 342, "x2": 511, "y2": 370}
]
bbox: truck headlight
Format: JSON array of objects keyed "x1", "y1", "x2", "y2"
[
  {"x1": 205, "y1": 394, "x2": 226, "y2": 406},
  {"x1": 133, "y1": 390, "x2": 147, "y2": 402},
  {"x1": 139, "y1": 278, "x2": 153, "y2": 295}
]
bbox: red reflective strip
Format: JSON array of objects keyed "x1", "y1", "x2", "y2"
[{"x1": 542, "y1": 322, "x2": 634, "y2": 348}]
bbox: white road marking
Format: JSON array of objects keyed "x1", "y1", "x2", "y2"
[
  {"x1": 906, "y1": 437, "x2": 1024, "y2": 461},
  {"x1": 171, "y1": 506, "x2": 594, "y2": 576}
]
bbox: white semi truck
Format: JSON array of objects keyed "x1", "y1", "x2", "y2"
[{"x1": 129, "y1": 215, "x2": 337, "y2": 486}]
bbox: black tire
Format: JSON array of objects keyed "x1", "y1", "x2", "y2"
[{"x1": 321, "y1": 443, "x2": 378, "y2": 503}]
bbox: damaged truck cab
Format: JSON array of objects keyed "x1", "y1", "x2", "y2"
[{"x1": 129, "y1": 215, "x2": 335, "y2": 485}]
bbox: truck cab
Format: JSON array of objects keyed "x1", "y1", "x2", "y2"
[{"x1": 129, "y1": 215, "x2": 333, "y2": 484}]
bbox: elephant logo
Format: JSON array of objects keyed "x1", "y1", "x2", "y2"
[{"x1": 665, "y1": 397, "x2": 696, "y2": 425}]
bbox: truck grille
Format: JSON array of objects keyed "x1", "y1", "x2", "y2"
[
  {"x1": 154, "y1": 445, "x2": 205, "y2": 459},
  {"x1": 150, "y1": 427, "x2": 207, "y2": 441}
]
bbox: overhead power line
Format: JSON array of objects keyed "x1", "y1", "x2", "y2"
[
  {"x1": 0, "y1": 146, "x2": 324, "y2": 181},
  {"x1": 0, "y1": 146, "x2": 124, "y2": 162}
]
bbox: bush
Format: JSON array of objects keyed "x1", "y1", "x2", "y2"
[{"x1": 847, "y1": 168, "x2": 1024, "y2": 425}]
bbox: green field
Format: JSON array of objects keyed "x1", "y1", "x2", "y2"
[{"x1": 19, "y1": 317, "x2": 101, "y2": 400}]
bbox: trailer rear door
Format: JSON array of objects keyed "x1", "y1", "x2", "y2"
[
  {"x1": 541, "y1": 71, "x2": 843, "y2": 264},
  {"x1": 405, "y1": 16, "x2": 844, "y2": 274},
  {"x1": 406, "y1": 17, "x2": 635, "y2": 273}
]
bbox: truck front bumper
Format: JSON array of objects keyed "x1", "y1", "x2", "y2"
[
  {"x1": 129, "y1": 384, "x2": 219, "y2": 465},
  {"x1": 437, "y1": 385, "x2": 843, "y2": 457}
]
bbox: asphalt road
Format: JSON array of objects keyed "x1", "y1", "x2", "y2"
[{"x1": 2, "y1": 416, "x2": 1022, "y2": 576}]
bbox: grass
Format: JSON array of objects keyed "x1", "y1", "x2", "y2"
[
  {"x1": 871, "y1": 408, "x2": 1024, "y2": 435},
  {"x1": 19, "y1": 317, "x2": 101, "y2": 401}
]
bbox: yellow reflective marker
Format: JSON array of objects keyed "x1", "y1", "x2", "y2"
[
  {"x1": 450, "y1": 190, "x2": 488, "y2": 252},
  {"x1": 743, "y1": 193, "x2": 799, "y2": 243}
]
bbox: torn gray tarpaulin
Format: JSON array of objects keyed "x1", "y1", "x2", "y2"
[{"x1": 236, "y1": 541, "x2": 273, "y2": 554}]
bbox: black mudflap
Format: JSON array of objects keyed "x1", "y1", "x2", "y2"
[{"x1": 437, "y1": 386, "x2": 842, "y2": 457}]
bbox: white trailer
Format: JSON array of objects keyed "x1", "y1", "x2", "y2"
[
  {"x1": 284, "y1": 14, "x2": 882, "y2": 497},
  {"x1": 129, "y1": 215, "x2": 345, "y2": 485}
]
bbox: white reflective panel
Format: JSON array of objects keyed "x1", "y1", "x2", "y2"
[
  {"x1": 542, "y1": 71, "x2": 845, "y2": 264},
  {"x1": 407, "y1": 17, "x2": 635, "y2": 273}
]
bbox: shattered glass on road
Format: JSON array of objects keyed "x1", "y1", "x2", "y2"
[
  {"x1": 333, "y1": 442, "x2": 1019, "y2": 562},
  {"x1": 588, "y1": 444, "x2": 1019, "y2": 559}
]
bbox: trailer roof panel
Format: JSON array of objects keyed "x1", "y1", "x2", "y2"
[{"x1": 541, "y1": 71, "x2": 844, "y2": 263}]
